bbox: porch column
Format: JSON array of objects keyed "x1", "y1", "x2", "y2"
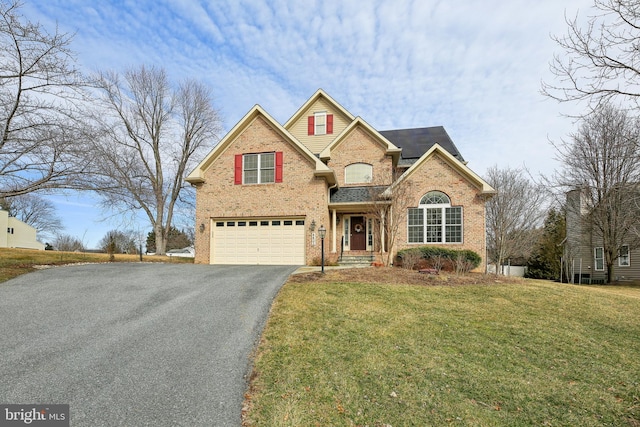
[
  {"x1": 388, "y1": 206, "x2": 394, "y2": 256},
  {"x1": 331, "y1": 209, "x2": 337, "y2": 253},
  {"x1": 381, "y1": 209, "x2": 386, "y2": 253}
]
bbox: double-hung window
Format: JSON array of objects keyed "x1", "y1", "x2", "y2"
[
  {"x1": 594, "y1": 247, "x2": 604, "y2": 271},
  {"x1": 619, "y1": 244, "x2": 630, "y2": 267},
  {"x1": 408, "y1": 191, "x2": 462, "y2": 244},
  {"x1": 243, "y1": 153, "x2": 274, "y2": 184},
  {"x1": 235, "y1": 152, "x2": 282, "y2": 185},
  {"x1": 307, "y1": 112, "x2": 333, "y2": 135},
  {"x1": 314, "y1": 112, "x2": 326, "y2": 135}
]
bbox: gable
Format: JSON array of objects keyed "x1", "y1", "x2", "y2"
[
  {"x1": 327, "y1": 126, "x2": 391, "y2": 186},
  {"x1": 387, "y1": 143, "x2": 495, "y2": 196},
  {"x1": 210, "y1": 117, "x2": 323, "y2": 190},
  {"x1": 316, "y1": 119, "x2": 402, "y2": 187},
  {"x1": 319, "y1": 117, "x2": 401, "y2": 162},
  {"x1": 186, "y1": 105, "x2": 335, "y2": 186},
  {"x1": 284, "y1": 89, "x2": 355, "y2": 154}
]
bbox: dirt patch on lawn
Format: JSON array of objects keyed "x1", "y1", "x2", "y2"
[{"x1": 289, "y1": 267, "x2": 522, "y2": 287}]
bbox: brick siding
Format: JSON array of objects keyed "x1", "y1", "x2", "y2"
[
  {"x1": 393, "y1": 153, "x2": 488, "y2": 271},
  {"x1": 326, "y1": 127, "x2": 394, "y2": 187},
  {"x1": 193, "y1": 116, "x2": 330, "y2": 264}
]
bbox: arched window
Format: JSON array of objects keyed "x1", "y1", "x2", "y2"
[
  {"x1": 420, "y1": 191, "x2": 450, "y2": 205},
  {"x1": 408, "y1": 191, "x2": 463, "y2": 244},
  {"x1": 345, "y1": 163, "x2": 373, "y2": 184}
]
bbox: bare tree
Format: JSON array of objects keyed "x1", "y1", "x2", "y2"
[
  {"x1": 368, "y1": 170, "x2": 414, "y2": 267},
  {"x1": 554, "y1": 103, "x2": 640, "y2": 282},
  {"x1": 51, "y1": 233, "x2": 84, "y2": 252},
  {"x1": 543, "y1": 0, "x2": 640, "y2": 106},
  {"x1": 87, "y1": 65, "x2": 222, "y2": 255},
  {"x1": 97, "y1": 229, "x2": 137, "y2": 254},
  {"x1": 0, "y1": 1, "x2": 88, "y2": 198},
  {"x1": 485, "y1": 166, "x2": 546, "y2": 275},
  {"x1": 0, "y1": 193, "x2": 63, "y2": 240}
]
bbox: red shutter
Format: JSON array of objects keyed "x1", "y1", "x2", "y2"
[
  {"x1": 327, "y1": 114, "x2": 333, "y2": 134},
  {"x1": 307, "y1": 116, "x2": 314, "y2": 135},
  {"x1": 275, "y1": 151, "x2": 283, "y2": 183},
  {"x1": 234, "y1": 154, "x2": 243, "y2": 185}
]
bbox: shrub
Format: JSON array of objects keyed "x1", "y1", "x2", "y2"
[
  {"x1": 399, "y1": 248, "x2": 422, "y2": 270},
  {"x1": 397, "y1": 247, "x2": 481, "y2": 274}
]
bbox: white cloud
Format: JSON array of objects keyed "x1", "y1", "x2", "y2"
[{"x1": 21, "y1": 0, "x2": 593, "y2": 244}]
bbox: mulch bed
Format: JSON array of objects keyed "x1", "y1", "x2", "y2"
[{"x1": 288, "y1": 267, "x2": 522, "y2": 287}]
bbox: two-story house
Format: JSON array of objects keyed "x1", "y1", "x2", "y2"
[
  {"x1": 187, "y1": 89, "x2": 495, "y2": 267},
  {"x1": 564, "y1": 189, "x2": 640, "y2": 283}
]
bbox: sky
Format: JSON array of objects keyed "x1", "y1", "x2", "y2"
[{"x1": 21, "y1": 0, "x2": 592, "y2": 248}]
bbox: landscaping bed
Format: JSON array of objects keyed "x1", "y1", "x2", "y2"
[{"x1": 289, "y1": 266, "x2": 521, "y2": 287}]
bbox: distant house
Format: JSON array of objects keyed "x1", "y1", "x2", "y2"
[
  {"x1": 187, "y1": 89, "x2": 495, "y2": 266},
  {"x1": 166, "y1": 246, "x2": 195, "y2": 258},
  {"x1": 564, "y1": 189, "x2": 640, "y2": 283},
  {"x1": 0, "y1": 209, "x2": 45, "y2": 250}
]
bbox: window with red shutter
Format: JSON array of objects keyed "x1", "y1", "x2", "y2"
[
  {"x1": 236, "y1": 152, "x2": 280, "y2": 184},
  {"x1": 275, "y1": 151, "x2": 283, "y2": 182},
  {"x1": 308, "y1": 116, "x2": 314, "y2": 135},
  {"x1": 327, "y1": 114, "x2": 333, "y2": 134},
  {"x1": 234, "y1": 154, "x2": 242, "y2": 185}
]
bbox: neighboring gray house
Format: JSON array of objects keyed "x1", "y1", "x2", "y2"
[{"x1": 564, "y1": 189, "x2": 640, "y2": 284}]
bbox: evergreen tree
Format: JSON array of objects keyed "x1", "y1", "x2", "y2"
[
  {"x1": 146, "y1": 227, "x2": 192, "y2": 253},
  {"x1": 525, "y1": 208, "x2": 566, "y2": 280}
]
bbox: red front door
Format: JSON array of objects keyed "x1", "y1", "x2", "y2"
[{"x1": 350, "y1": 216, "x2": 366, "y2": 250}]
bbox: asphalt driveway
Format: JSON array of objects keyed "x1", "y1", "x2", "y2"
[{"x1": 0, "y1": 263, "x2": 297, "y2": 426}]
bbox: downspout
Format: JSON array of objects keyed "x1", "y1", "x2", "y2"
[{"x1": 483, "y1": 195, "x2": 489, "y2": 274}]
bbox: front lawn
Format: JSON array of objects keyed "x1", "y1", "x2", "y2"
[
  {"x1": 0, "y1": 248, "x2": 193, "y2": 283},
  {"x1": 244, "y1": 269, "x2": 640, "y2": 426}
]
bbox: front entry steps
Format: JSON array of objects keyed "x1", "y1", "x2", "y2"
[{"x1": 338, "y1": 255, "x2": 374, "y2": 266}]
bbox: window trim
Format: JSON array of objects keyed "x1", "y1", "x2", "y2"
[
  {"x1": 343, "y1": 217, "x2": 350, "y2": 248},
  {"x1": 344, "y1": 163, "x2": 373, "y2": 184},
  {"x1": 594, "y1": 247, "x2": 605, "y2": 271},
  {"x1": 314, "y1": 112, "x2": 327, "y2": 135},
  {"x1": 243, "y1": 152, "x2": 275, "y2": 185},
  {"x1": 619, "y1": 244, "x2": 630, "y2": 267}
]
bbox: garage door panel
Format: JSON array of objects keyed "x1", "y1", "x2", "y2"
[{"x1": 212, "y1": 218, "x2": 305, "y2": 265}]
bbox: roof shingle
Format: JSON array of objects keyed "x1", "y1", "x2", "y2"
[
  {"x1": 380, "y1": 126, "x2": 465, "y2": 162},
  {"x1": 330, "y1": 186, "x2": 388, "y2": 204}
]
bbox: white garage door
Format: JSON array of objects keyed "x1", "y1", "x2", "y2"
[{"x1": 211, "y1": 218, "x2": 306, "y2": 265}]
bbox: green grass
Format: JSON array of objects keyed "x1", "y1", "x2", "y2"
[
  {"x1": 245, "y1": 279, "x2": 640, "y2": 426},
  {"x1": 0, "y1": 247, "x2": 193, "y2": 283}
]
